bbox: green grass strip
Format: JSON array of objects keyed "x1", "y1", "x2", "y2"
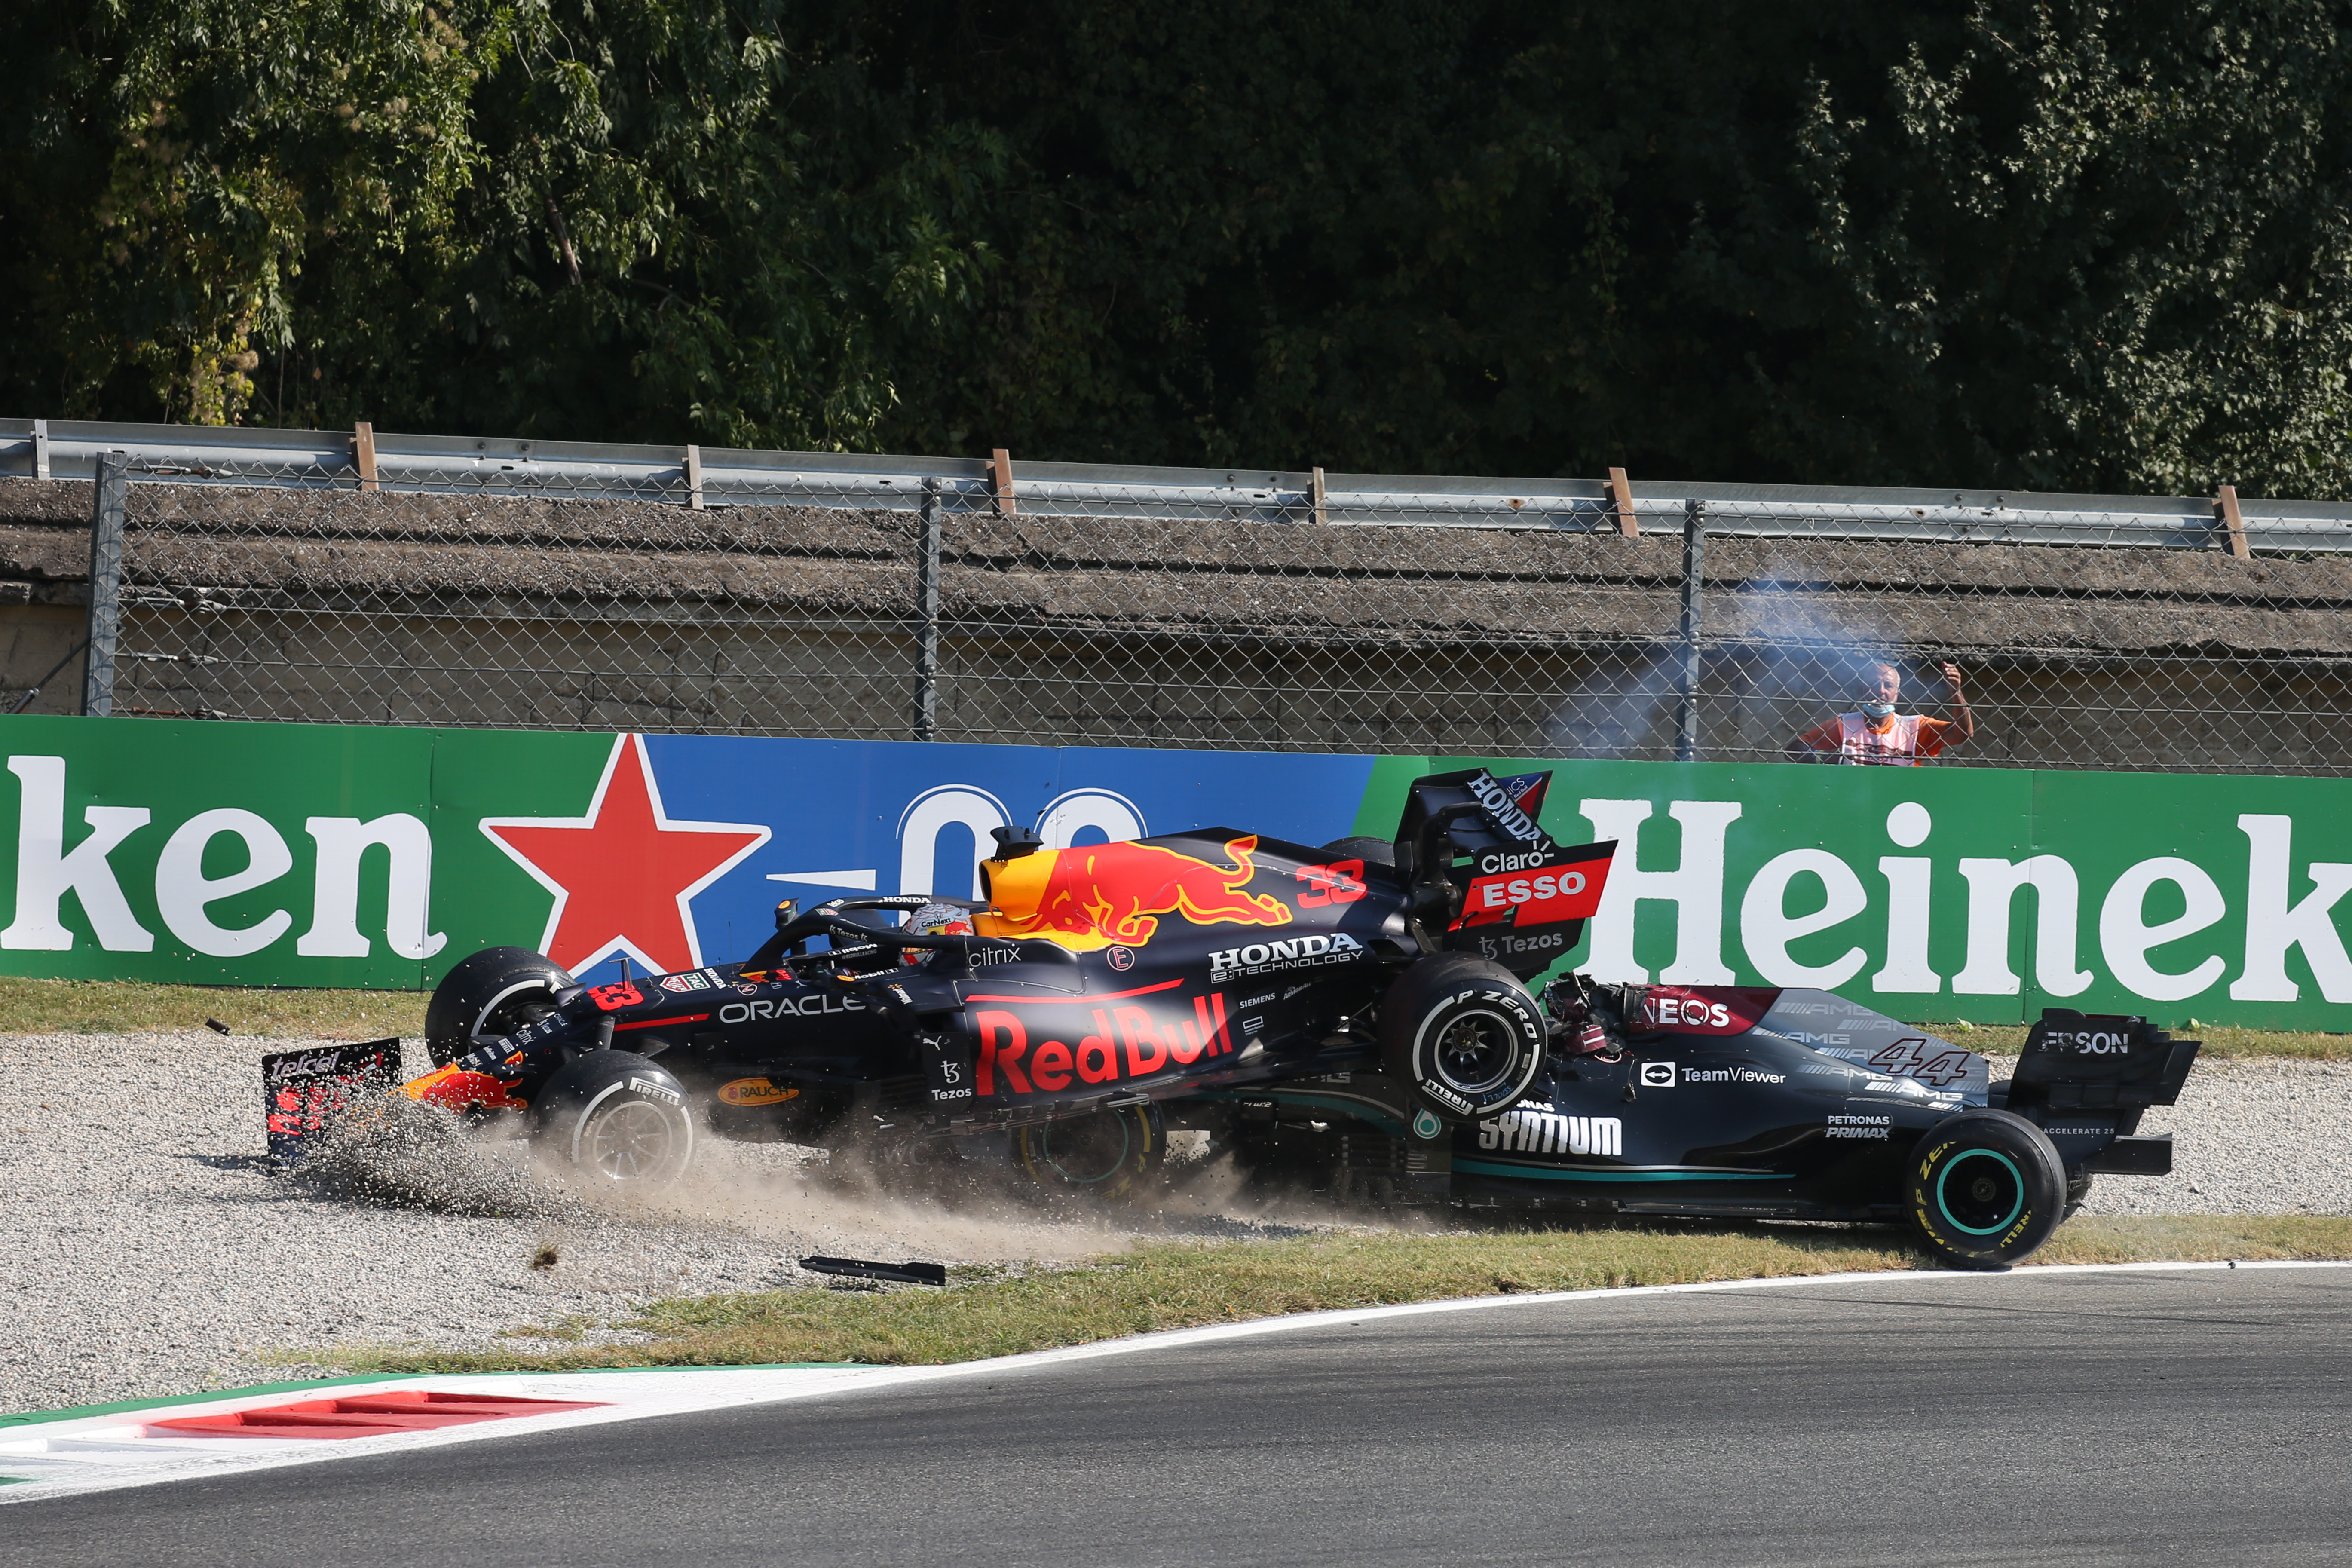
[
  {"x1": 329, "y1": 1216, "x2": 2352, "y2": 1378},
  {"x1": 0, "y1": 977, "x2": 426, "y2": 1040}
]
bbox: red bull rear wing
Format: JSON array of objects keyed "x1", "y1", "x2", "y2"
[{"x1": 1398, "y1": 768, "x2": 1618, "y2": 976}]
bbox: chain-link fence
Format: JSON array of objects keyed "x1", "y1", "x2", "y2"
[{"x1": 4, "y1": 424, "x2": 2346, "y2": 775}]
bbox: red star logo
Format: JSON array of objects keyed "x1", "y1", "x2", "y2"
[{"x1": 479, "y1": 734, "x2": 769, "y2": 975}]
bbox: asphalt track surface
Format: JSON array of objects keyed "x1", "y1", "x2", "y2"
[{"x1": 13, "y1": 1269, "x2": 2349, "y2": 1567}]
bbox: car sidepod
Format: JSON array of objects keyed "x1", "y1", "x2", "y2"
[{"x1": 1448, "y1": 988, "x2": 1985, "y2": 1219}]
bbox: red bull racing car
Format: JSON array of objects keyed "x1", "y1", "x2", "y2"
[{"x1": 310, "y1": 767, "x2": 2193, "y2": 1269}]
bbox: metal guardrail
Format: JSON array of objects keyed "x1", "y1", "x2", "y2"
[{"x1": 7, "y1": 415, "x2": 2349, "y2": 548}]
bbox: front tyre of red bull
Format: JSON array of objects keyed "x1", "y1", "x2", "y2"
[
  {"x1": 1012, "y1": 1103, "x2": 1165, "y2": 1204},
  {"x1": 529, "y1": 1051, "x2": 695, "y2": 1187},
  {"x1": 1378, "y1": 954, "x2": 1547, "y2": 1123},
  {"x1": 425, "y1": 947, "x2": 576, "y2": 1069}
]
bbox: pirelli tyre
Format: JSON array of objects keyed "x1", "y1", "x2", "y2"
[
  {"x1": 425, "y1": 947, "x2": 576, "y2": 1069},
  {"x1": 529, "y1": 1052, "x2": 695, "y2": 1186},
  {"x1": 1378, "y1": 953, "x2": 1547, "y2": 1122},
  {"x1": 1906, "y1": 1109, "x2": 2067, "y2": 1270},
  {"x1": 1319, "y1": 836, "x2": 1399, "y2": 870},
  {"x1": 1012, "y1": 1103, "x2": 1165, "y2": 1203}
]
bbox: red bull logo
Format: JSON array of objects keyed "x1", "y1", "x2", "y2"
[
  {"x1": 975, "y1": 835, "x2": 1292, "y2": 952},
  {"x1": 970, "y1": 986, "x2": 1235, "y2": 1095}
]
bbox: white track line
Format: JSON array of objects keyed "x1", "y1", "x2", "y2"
[{"x1": 5, "y1": 1259, "x2": 2346, "y2": 1507}]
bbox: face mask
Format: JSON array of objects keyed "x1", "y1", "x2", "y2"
[{"x1": 1860, "y1": 701, "x2": 1896, "y2": 720}]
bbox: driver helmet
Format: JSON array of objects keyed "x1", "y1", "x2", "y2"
[{"x1": 902, "y1": 900, "x2": 976, "y2": 965}]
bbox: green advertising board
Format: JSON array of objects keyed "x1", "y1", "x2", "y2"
[
  {"x1": 0, "y1": 713, "x2": 2346, "y2": 1032},
  {"x1": 1357, "y1": 756, "x2": 2352, "y2": 1030}
]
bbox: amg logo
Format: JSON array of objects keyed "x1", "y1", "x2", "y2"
[
  {"x1": 1476, "y1": 1109, "x2": 1623, "y2": 1157},
  {"x1": 1209, "y1": 931, "x2": 1364, "y2": 980}
]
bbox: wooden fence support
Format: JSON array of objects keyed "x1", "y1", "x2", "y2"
[
  {"x1": 1310, "y1": 467, "x2": 1328, "y2": 526},
  {"x1": 990, "y1": 449, "x2": 1017, "y2": 518},
  {"x1": 2214, "y1": 484, "x2": 2250, "y2": 560},
  {"x1": 353, "y1": 423, "x2": 379, "y2": 493},
  {"x1": 1609, "y1": 467, "x2": 1638, "y2": 536},
  {"x1": 684, "y1": 444, "x2": 705, "y2": 511}
]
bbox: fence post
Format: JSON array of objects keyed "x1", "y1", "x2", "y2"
[
  {"x1": 83, "y1": 451, "x2": 128, "y2": 717},
  {"x1": 2214, "y1": 484, "x2": 2250, "y2": 560},
  {"x1": 684, "y1": 444, "x2": 705, "y2": 511},
  {"x1": 913, "y1": 478, "x2": 943, "y2": 741},
  {"x1": 1609, "y1": 467, "x2": 1638, "y2": 536},
  {"x1": 990, "y1": 449, "x2": 1017, "y2": 518},
  {"x1": 1678, "y1": 498, "x2": 1705, "y2": 762},
  {"x1": 353, "y1": 422, "x2": 379, "y2": 493}
]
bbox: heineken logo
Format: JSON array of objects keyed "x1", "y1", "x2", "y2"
[
  {"x1": 0, "y1": 754, "x2": 445, "y2": 961},
  {"x1": 1, "y1": 717, "x2": 2347, "y2": 1032}
]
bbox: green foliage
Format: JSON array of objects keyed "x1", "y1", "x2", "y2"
[{"x1": 6, "y1": 1, "x2": 2352, "y2": 493}]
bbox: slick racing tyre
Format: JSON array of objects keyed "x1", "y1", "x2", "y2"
[
  {"x1": 529, "y1": 1052, "x2": 695, "y2": 1186},
  {"x1": 1012, "y1": 1103, "x2": 1165, "y2": 1203},
  {"x1": 425, "y1": 948, "x2": 576, "y2": 1068},
  {"x1": 1906, "y1": 1109, "x2": 2067, "y2": 1270},
  {"x1": 1319, "y1": 836, "x2": 1398, "y2": 870},
  {"x1": 1378, "y1": 953, "x2": 1546, "y2": 1122}
]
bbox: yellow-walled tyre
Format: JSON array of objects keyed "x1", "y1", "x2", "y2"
[
  {"x1": 1013, "y1": 1103, "x2": 1164, "y2": 1202},
  {"x1": 1907, "y1": 1109, "x2": 2067, "y2": 1270}
]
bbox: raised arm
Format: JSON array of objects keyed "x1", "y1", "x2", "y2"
[{"x1": 1942, "y1": 662, "x2": 1975, "y2": 744}]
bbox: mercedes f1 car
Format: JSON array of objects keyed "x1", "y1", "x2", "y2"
[{"x1": 334, "y1": 767, "x2": 2194, "y2": 1269}]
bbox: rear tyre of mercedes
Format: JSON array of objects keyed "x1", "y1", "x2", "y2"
[
  {"x1": 1378, "y1": 953, "x2": 1546, "y2": 1123},
  {"x1": 1906, "y1": 1109, "x2": 2067, "y2": 1270},
  {"x1": 425, "y1": 947, "x2": 576, "y2": 1069},
  {"x1": 1013, "y1": 1103, "x2": 1165, "y2": 1203},
  {"x1": 529, "y1": 1051, "x2": 695, "y2": 1187}
]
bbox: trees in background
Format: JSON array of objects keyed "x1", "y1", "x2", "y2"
[{"x1": 6, "y1": 0, "x2": 2351, "y2": 496}]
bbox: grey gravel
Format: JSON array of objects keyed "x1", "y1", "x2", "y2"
[
  {"x1": 0, "y1": 1032, "x2": 1290, "y2": 1418},
  {"x1": 2055, "y1": 1054, "x2": 2352, "y2": 1217},
  {"x1": 1, "y1": 1034, "x2": 2340, "y2": 1418}
]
